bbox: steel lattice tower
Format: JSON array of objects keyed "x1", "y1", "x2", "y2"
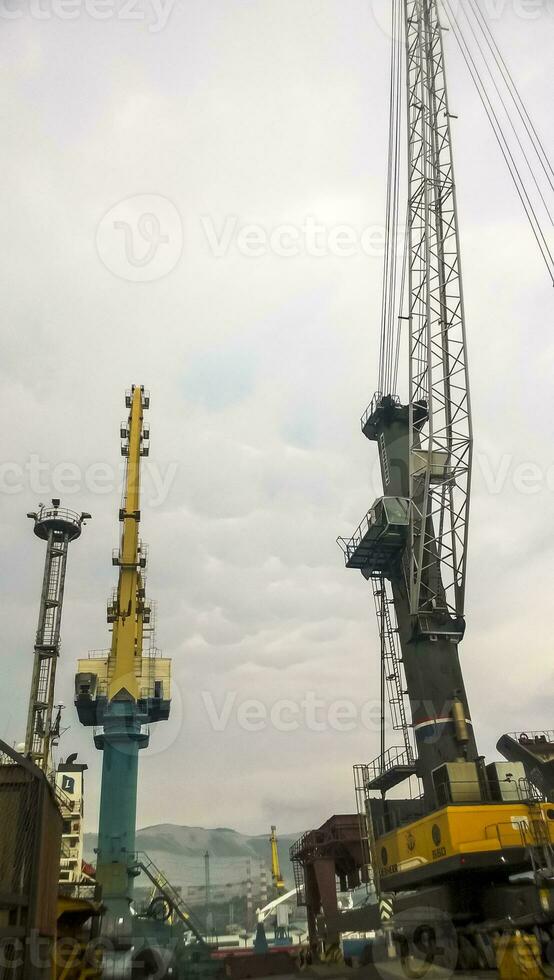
[
  {"x1": 405, "y1": 0, "x2": 472, "y2": 625},
  {"x1": 338, "y1": 0, "x2": 477, "y2": 805},
  {"x1": 25, "y1": 500, "x2": 90, "y2": 772}
]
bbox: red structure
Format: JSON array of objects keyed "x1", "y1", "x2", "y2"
[{"x1": 290, "y1": 815, "x2": 365, "y2": 949}]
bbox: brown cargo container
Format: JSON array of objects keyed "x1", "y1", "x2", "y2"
[{"x1": 0, "y1": 741, "x2": 62, "y2": 979}]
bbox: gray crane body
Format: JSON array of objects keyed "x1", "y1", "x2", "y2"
[{"x1": 366, "y1": 396, "x2": 478, "y2": 805}]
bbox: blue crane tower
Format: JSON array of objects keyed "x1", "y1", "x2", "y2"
[{"x1": 75, "y1": 386, "x2": 171, "y2": 952}]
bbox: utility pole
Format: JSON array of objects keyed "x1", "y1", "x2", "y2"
[
  {"x1": 204, "y1": 850, "x2": 212, "y2": 936},
  {"x1": 25, "y1": 500, "x2": 89, "y2": 773},
  {"x1": 245, "y1": 858, "x2": 253, "y2": 932}
]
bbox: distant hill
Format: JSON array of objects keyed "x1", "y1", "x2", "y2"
[{"x1": 84, "y1": 824, "x2": 301, "y2": 894}]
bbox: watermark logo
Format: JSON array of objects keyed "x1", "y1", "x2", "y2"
[
  {"x1": 0, "y1": 454, "x2": 179, "y2": 506},
  {"x1": 96, "y1": 194, "x2": 182, "y2": 282},
  {"x1": 369, "y1": 0, "x2": 551, "y2": 41},
  {"x1": 0, "y1": 0, "x2": 175, "y2": 31},
  {"x1": 200, "y1": 214, "x2": 390, "y2": 259}
]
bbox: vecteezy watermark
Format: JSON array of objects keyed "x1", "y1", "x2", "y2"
[
  {"x1": 446, "y1": 0, "x2": 552, "y2": 19},
  {"x1": 96, "y1": 200, "x2": 395, "y2": 282},
  {"x1": 0, "y1": 0, "x2": 175, "y2": 31},
  {"x1": 0, "y1": 931, "x2": 178, "y2": 980},
  {"x1": 0, "y1": 455, "x2": 179, "y2": 506},
  {"x1": 200, "y1": 691, "x2": 476, "y2": 737},
  {"x1": 96, "y1": 195, "x2": 183, "y2": 282},
  {"x1": 200, "y1": 214, "x2": 391, "y2": 259},
  {"x1": 367, "y1": 451, "x2": 554, "y2": 499},
  {"x1": 202, "y1": 690, "x2": 383, "y2": 734},
  {"x1": 369, "y1": 0, "x2": 552, "y2": 41}
]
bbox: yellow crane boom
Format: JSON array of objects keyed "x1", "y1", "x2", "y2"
[{"x1": 270, "y1": 825, "x2": 285, "y2": 892}]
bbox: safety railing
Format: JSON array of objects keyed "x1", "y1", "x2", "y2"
[
  {"x1": 337, "y1": 505, "x2": 379, "y2": 562},
  {"x1": 353, "y1": 764, "x2": 374, "y2": 891},
  {"x1": 484, "y1": 820, "x2": 529, "y2": 849},
  {"x1": 511, "y1": 730, "x2": 554, "y2": 745},
  {"x1": 58, "y1": 881, "x2": 101, "y2": 902},
  {"x1": 362, "y1": 746, "x2": 416, "y2": 785},
  {"x1": 33, "y1": 504, "x2": 84, "y2": 529},
  {"x1": 517, "y1": 777, "x2": 544, "y2": 803},
  {"x1": 131, "y1": 851, "x2": 207, "y2": 941},
  {"x1": 360, "y1": 392, "x2": 400, "y2": 431}
]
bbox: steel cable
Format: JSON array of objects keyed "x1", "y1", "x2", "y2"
[
  {"x1": 378, "y1": 0, "x2": 404, "y2": 396},
  {"x1": 459, "y1": 0, "x2": 552, "y2": 222},
  {"x1": 442, "y1": 0, "x2": 554, "y2": 284},
  {"x1": 465, "y1": 0, "x2": 553, "y2": 193}
]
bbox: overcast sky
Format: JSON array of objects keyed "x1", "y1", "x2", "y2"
[{"x1": 1, "y1": 0, "x2": 552, "y2": 839}]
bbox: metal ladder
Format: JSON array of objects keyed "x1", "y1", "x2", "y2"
[
  {"x1": 525, "y1": 805, "x2": 554, "y2": 878},
  {"x1": 291, "y1": 851, "x2": 306, "y2": 906},
  {"x1": 372, "y1": 575, "x2": 414, "y2": 763}
]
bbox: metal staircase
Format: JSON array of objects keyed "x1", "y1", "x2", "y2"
[
  {"x1": 291, "y1": 837, "x2": 307, "y2": 906},
  {"x1": 133, "y1": 851, "x2": 207, "y2": 943}
]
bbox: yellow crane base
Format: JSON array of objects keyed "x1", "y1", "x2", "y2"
[{"x1": 373, "y1": 800, "x2": 554, "y2": 890}]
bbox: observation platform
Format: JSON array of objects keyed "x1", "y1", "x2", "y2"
[
  {"x1": 360, "y1": 392, "x2": 427, "y2": 441},
  {"x1": 360, "y1": 746, "x2": 418, "y2": 793},
  {"x1": 27, "y1": 499, "x2": 91, "y2": 542}
]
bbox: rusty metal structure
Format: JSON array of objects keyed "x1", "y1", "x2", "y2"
[
  {"x1": 0, "y1": 740, "x2": 63, "y2": 979},
  {"x1": 290, "y1": 815, "x2": 364, "y2": 949}
]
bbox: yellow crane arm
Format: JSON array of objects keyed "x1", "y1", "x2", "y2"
[
  {"x1": 108, "y1": 385, "x2": 146, "y2": 701},
  {"x1": 270, "y1": 825, "x2": 285, "y2": 892}
]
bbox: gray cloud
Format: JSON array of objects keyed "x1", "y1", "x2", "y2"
[{"x1": 0, "y1": 0, "x2": 552, "y2": 837}]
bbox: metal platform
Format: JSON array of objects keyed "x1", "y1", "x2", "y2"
[
  {"x1": 359, "y1": 746, "x2": 417, "y2": 793},
  {"x1": 337, "y1": 496, "x2": 409, "y2": 575},
  {"x1": 360, "y1": 392, "x2": 427, "y2": 442}
]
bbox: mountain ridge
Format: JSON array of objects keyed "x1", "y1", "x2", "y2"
[{"x1": 84, "y1": 823, "x2": 302, "y2": 887}]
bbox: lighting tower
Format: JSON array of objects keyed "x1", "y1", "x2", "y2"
[
  {"x1": 75, "y1": 386, "x2": 171, "y2": 931},
  {"x1": 25, "y1": 500, "x2": 89, "y2": 772}
]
